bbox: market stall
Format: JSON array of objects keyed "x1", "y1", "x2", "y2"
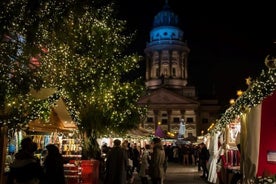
[
  {"x1": 1, "y1": 88, "x2": 88, "y2": 184},
  {"x1": 241, "y1": 89, "x2": 276, "y2": 182},
  {"x1": 206, "y1": 65, "x2": 276, "y2": 184},
  {"x1": 97, "y1": 126, "x2": 152, "y2": 150}
]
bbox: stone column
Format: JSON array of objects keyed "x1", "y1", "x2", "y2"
[
  {"x1": 153, "y1": 110, "x2": 159, "y2": 129},
  {"x1": 167, "y1": 110, "x2": 172, "y2": 132}
]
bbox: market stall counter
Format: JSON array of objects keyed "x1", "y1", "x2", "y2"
[{"x1": 64, "y1": 159, "x2": 99, "y2": 184}]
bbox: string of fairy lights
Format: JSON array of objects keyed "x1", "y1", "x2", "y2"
[{"x1": 209, "y1": 66, "x2": 276, "y2": 134}]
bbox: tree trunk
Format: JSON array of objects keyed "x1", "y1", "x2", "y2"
[{"x1": 81, "y1": 129, "x2": 101, "y2": 160}]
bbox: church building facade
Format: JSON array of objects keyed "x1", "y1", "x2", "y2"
[{"x1": 138, "y1": 2, "x2": 221, "y2": 141}]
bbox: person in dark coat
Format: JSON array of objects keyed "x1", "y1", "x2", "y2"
[
  {"x1": 42, "y1": 144, "x2": 65, "y2": 184},
  {"x1": 8, "y1": 137, "x2": 43, "y2": 184},
  {"x1": 199, "y1": 142, "x2": 209, "y2": 179},
  {"x1": 104, "y1": 139, "x2": 129, "y2": 184},
  {"x1": 132, "y1": 143, "x2": 140, "y2": 172},
  {"x1": 122, "y1": 140, "x2": 134, "y2": 183}
]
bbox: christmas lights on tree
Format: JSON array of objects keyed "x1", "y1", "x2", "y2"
[
  {"x1": 0, "y1": 0, "x2": 48, "y2": 127},
  {"x1": 0, "y1": 0, "x2": 146, "y2": 139}
]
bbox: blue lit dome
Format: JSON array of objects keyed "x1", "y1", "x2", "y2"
[
  {"x1": 144, "y1": 0, "x2": 190, "y2": 91},
  {"x1": 149, "y1": 1, "x2": 183, "y2": 42},
  {"x1": 153, "y1": 2, "x2": 179, "y2": 28}
]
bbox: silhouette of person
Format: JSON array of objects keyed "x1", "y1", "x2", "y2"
[
  {"x1": 149, "y1": 137, "x2": 166, "y2": 184},
  {"x1": 8, "y1": 137, "x2": 43, "y2": 184},
  {"x1": 42, "y1": 144, "x2": 65, "y2": 184},
  {"x1": 199, "y1": 142, "x2": 209, "y2": 179},
  {"x1": 104, "y1": 139, "x2": 128, "y2": 184}
]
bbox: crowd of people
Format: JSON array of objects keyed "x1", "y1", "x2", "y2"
[
  {"x1": 101, "y1": 138, "x2": 210, "y2": 184},
  {"x1": 102, "y1": 137, "x2": 166, "y2": 184},
  {"x1": 5, "y1": 136, "x2": 210, "y2": 184}
]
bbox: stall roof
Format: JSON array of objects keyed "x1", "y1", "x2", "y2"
[
  {"x1": 29, "y1": 88, "x2": 77, "y2": 132},
  {"x1": 126, "y1": 127, "x2": 151, "y2": 137}
]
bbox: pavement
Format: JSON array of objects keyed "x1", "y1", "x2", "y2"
[{"x1": 134, "y1": 162, "x2": 210, "y2": 184}]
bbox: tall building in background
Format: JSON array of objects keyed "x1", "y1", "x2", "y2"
[{"x1": 138, "y1": 1, "x2": 221, "y2": 141}]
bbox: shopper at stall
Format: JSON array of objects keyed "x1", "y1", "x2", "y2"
[
  {"x1": 41, "y1": 144, "x2": 65, "y2": 184},
  {"x1": 104, "y1": 139, "x2": 129, "y2": 184},
  {"x1": 7, "y1": 137, "x2": 44, "y2": 184}
]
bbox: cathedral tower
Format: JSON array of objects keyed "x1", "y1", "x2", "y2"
[
  {"x1": 144, "y1": 1, "x2": 191, "y2": 96},
  {"x1": 138, "y1": 1, "x2": 221, "y2": 140}
]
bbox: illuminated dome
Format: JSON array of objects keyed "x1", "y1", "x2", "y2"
[
  {"x1": 153, "y1": 2, "x2": 179, "y2": 28},
  {"x1": 149, "y1": 1, "x2": 183, "y2": 42},
  {"x1": 144, "y1": 1, "x2": 190, "y2": 91}
]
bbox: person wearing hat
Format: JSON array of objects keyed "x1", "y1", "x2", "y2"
[{"x1": 148, "y1": 137, "x2": 166, "y2": 184}]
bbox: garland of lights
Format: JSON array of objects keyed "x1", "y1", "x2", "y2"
[{"x1": 210, "y1": 68, "x2": 276, "y2": 133}]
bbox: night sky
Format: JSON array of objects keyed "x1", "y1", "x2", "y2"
[{"x1": 116, "y1": 0, "x2": 276, "y2": 105}]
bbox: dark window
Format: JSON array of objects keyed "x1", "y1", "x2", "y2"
[
  {"x1": 161, "y1": 119, "x2": 168, "y2": 124},
  {"x1": 186, "y1": 118, "x2": 193, "y2": 123},
  {"x1": 173, "y1": 117, "x2": 180, "y2": 123},
  {"x1": 162, "y1": 113, "x2": 167, "y2": 117},
  {"x1": 202, "y1": 118, "x2": 208, "y2": 124},
  {"x1": 172, "y1": 68, "x2": 176, "y2": 77},
  {"x1": 147, "y1": 117, "x2": 153, "y2": 123}
]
